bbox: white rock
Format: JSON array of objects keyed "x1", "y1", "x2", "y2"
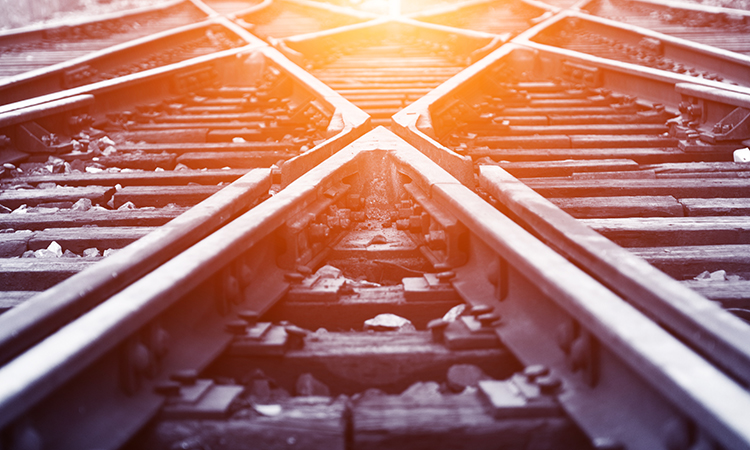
[
  {"x1": 118, "y1": 201, "x2": 136, "y2": 211},
  {"x1": 442, "y1": 304, "x2": 466, "y2": 322},
  {"x1": 400, "y1": 381, "x2": 442, "y2": 402},
  {"x1": 364, "y1": 313, "x2": 415, "y2": 332},
  {"x1": 315, "y1": 265, "x2": 342, "y2": 279},
  {"x1": 710, "y1": 270, "x2": 727, "y2": 281},
  {"x1": 47, "y1": 241, "x2": 63, "y2": 257},
  {"x1": 85, "y1": 166, "x2": 103, "y2": 173},
  {"x1": 734, "y1": 148, "x2": 750, "y2": 162},
  {"x1": 254, "y1": 404, "x2": 282, "y2": 417},
  {"x1": 71, "y1": 198, "x2": 92, "y2": 212},
  {"x1": 155, "y1": 167, "x2": 164, "y2": 172},
  {"x1": 103, "y1": 248, "x2": 119, "y2": 257},
  {"x1": 99, "y1": 136, "x2": 115, "y2": 147},
  {"x1": 11, "y1": 205, "x2": 27, "y2": 215},
  {"x1": 34, "y1": 249, "x2": 57, "y2": 258},
  {"x1": 232, "y1": 137, "x2": 247, "y2": 143},
  {"x1": 83, "y1": 248, "x2": 101, "y2": 258}
]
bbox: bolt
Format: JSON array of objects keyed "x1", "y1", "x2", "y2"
[
  {"x1": 131, "y1": 342, "x2": 151, "y2": 374},
  {"x1": 592, "y1": 437, "x2": 624, "y2": 450},
  {"x1": 296, "y1": 265, "x2": 313, "y2": 276},
  {"x1": 284, "y1": 272, "x2": 305, "y2": 283},
  {"x1": 171, "y1": 369, "x2": 198, "y2": 386},
  {"x1": 477, "y1": 313, "x2": 501, "y2": 328},
  {"x1": 523, "y1": 364, "x2": 549, "y2": 381},
  {"x1": 427, "y1": 318, "x2": 448, "y2": 343},
  {"x1": 225, "y1": 274, "x2": 240, "y2": 303},
  {"x1": 436, "y1": 271, "x2": 456, "y2": 282},
  {"x1": 238, "y1": 310, "x2": 259, "y2": 326},
  {"x1": 154, "y1": 381, "x2": 181, "y2": 397},
  {"x1": 570, "y1": 336, "x2": 591, "y2": 372},
  {"x1": 150, "y1": 326, "x2": 169, "y2": 359},
  {"x1": 663, "y1": 418, "x2": 694, "y2": 450},
  {"x1": 226, "y1": 320, "x2": 248, "y2": 335},
  {"x1": 556, "y1": 321, "x2": 576, "y2": 354},
  {"x1": 469, "y1": 304, "x2": 493, "y2": 317},
  {"x1": 536, "y1": 375, "x2": 562, "y2": 395},
  {"x1": 285, "y1": 325, "x2": 308, "y2": 349}
]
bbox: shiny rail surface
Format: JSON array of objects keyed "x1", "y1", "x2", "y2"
[{"x1": 0, "y1": 0, "x2": 750, "y2": 449}]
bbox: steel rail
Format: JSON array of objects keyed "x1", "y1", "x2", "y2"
[
  {"x1": 1, "y1": 128, "x2": 750, "y2": 449},
  {"x1": 0, "y1": 0, "x2": 195, "y2": 46},
  {"x1": 0, "y1": 167, "x2": 271, "y2": 365},
  {"x1": 0, "y1": 38, "x2": 369, "y2": 363},
  {"x1": 392, "y1": 42, "x2": 750, "y2": 389},
  {"x1": 629, "y1": 0, "x2": 750, "y2": 19},
  {"x1": 514, "y1": 9, "x2": 750, "y2": 88},
  {"x1": 0, "y1": 18, "x2": 250, "y2": 105}
]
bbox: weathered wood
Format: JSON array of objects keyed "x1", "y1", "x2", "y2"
[
  {"x1": 572, "y1": 170, "x2": 657, "y2": 179},
  {"x1": 657, "y1": 172, "x2": 750, "y2": 179},
  {"x1": 471, "y1": 135, "x2": 571, "y2": 149},
  {"x1": 522, "y1": 178, "x2": 750, "y2": 198},
  {"x1": 269, "y1": 285, "x2": 460, "y2": 331},
  {"x1": 0, "y1": 291, "x2": 37, "y2": 312},
  {"x1": 113, "y1": 185, "x2": 222, "y2": 208},
  {"x1": 468, "y1": 147, "x2": 714, "y2": 164},
  {"x1": 29, "y1": 227, "x2": 156, "y2": 253},
  {"x1": 116, "y1": 142, "x2": 296, "y2": 154},
  {"x1": 490, "y1": 159, "x2": 639, "y2": 178},
  {"x1": 95, "y1": 153, "x2": 177, "y2": 170},
  {"x1": 176, "y1": 152, "x2": 292, "y2": 169},
  {"x1": 683, "y1": 279, "x2": 750, "y2": 308},
  {"x1": 134, "y1": 397, "x2": 348, "y2": 450},
  {"x1": 631, "y1": 245, "x2": 750, "y2": 278},
  {"x1": 582, "y1": 217, "x2": 750, "y2": 246},
  {"x1": 569, "y1": 135, "x2": 678, "y2": 148},
  {"x1": 550, "y1": 196, "x2": 683, "y2": 218},
  {"x1": 0, "y1": 209, "x2": 184, "y2": 231},
  {"x1": 110, "y1": 129, "x2": 209, "y2": 143},
  {"x1": 646, "y1": 162, "x2": 750, "y2": 174},
  {"x1": 680, "y1": 198, "x2": 750, "y2": 216},
  {"x1": 223, "y1": 331, "x2": 517, "y2": 394},
  {"x1": 0, "y1": 186, "x2": 115, "y2": 209},
  {"x1": 499, "y1": 124, "x2": 669, "y2": 136},
  {"x1": 353, "y1": 391, "x2": 586, "y2": 450},
  {"x1": 0, "y1": 258, "x2": 96, "y2": 290},
  {"x1": 6, "y1": 169, "x2": 249, "y2": 187},
  {"x1": 0, "y1": 232, "x2": 32, "y2": 257}
]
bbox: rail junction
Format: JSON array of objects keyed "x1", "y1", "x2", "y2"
[{"x1": 0, "y1": 0, "x2": 750, "y2": 448}]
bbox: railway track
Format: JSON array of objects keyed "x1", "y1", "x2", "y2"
[
  {"x1": 0, "y1": 1, "x2": 209, "y2": 80},
  {"x1": 1, "y1": 0, "x2": 750, "y2": 449}
]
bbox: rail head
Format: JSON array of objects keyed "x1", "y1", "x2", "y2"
[
  {"x1": 0, "y1": 0, "x2": 194, "y2": 45},
  {"x1": 629, "y1": 0, "x2": 750, "y2": 19},
  {"x1": 2, "y1": 128, "x2": 750, "y2": 449},
  {"x1": 513, "y1": 8, "x2": 750, "y2": 88}
]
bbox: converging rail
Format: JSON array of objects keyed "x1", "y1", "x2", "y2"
[
  {"x1": 1, "y1": 0, "x2": 750, "y2": 448},
  {"x1": 1, "y1": 129, "x2": 750, "y2": 450}
]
